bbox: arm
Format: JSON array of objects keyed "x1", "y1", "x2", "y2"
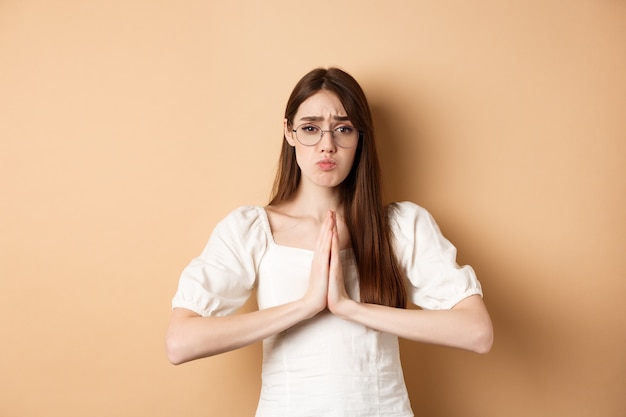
[
  {"x1": 330, "y1": 293, "x2": 493, "y2": 354},
  {"x1": 327, "y1": 219, "x2": 493, "y2": 354},
  {"x1": 166, "y1": 210, "x2": 336, "y2": 365},
  {"x1": 166, "y1": 298, "x2": 319, "y2": 365}
]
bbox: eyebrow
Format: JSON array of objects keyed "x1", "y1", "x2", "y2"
[{"x1": 299, "y1": 115, "x2": 351, "y2": 122}]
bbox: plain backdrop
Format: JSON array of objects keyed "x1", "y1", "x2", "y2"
[{"x1": 1, "y1": 1, "x2": 625, "y2": 416}]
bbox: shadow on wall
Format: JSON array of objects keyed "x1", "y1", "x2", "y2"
[
  {"x1": 371, "y1": 93, "x2": 513, "y2": 415},
  {"x1": 370, "y1": 100, "x2": 424, "y2": 204},
  {"x1": 372, "y1": 93, "x2": 626, "y2": 415}
]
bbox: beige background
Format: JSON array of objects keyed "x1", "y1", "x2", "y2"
[{"x1": 1, "y1": 1, "x2": 625, "y2": 416}]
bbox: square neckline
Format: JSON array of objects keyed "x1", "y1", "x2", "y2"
[{"x1": 256, "y1": 206, "x2": 352, "y2": 255}]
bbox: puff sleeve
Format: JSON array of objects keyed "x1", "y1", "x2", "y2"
[
  {"x1": 389, "y1": 201, "x2": 483, "y2": 310},
  {"x1": 171, "y1": 206, "x2": 269, "y2": 317}
]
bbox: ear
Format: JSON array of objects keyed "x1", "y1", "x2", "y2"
[{"x1": 284, "y1": 118, "x2": 296, "y2": 147}]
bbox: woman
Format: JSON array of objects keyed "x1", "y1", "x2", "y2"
[{"x1": 166, "y1": 67, "x2": 493, "y2": 416}]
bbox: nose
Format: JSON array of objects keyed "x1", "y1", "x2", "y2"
[{"x1": 318, "y1": 130, "x2": 337, "y2": 152}]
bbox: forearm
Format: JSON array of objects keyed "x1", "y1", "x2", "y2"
[
  {"x1": 335, "y1": 294, "x2": 493, "y2": 354},
  {"x1": 166, "y1": 298, "x2": 319, "y2": 365}
]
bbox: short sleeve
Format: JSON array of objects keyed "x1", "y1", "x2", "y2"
[
  {"x1": 171, "y1": 206, "x2": 269, "y2": 317},
  {"x1": 389, "y1": 201, "x2": 483, "y2": 310}
]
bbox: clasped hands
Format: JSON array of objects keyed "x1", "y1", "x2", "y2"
[{"x1": 304, "y1": 210, "x2": 353, "y2": 317}]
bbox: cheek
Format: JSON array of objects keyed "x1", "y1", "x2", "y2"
[
  {"x1": 292, "y1": 146, "x2": 308, "y2": 169},
  {"x1": 345, "y1": 150, "x2": 358, "y2": 170}
]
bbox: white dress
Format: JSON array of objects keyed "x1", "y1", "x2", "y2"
[{"x1": 172, "y1": 201, "x2": 483, "y2": 417}]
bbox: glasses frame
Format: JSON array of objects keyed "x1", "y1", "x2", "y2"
[{"x1": 291, "y1": 123, "x2": 361, "y2": 149}]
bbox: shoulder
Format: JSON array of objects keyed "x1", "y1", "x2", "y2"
[
  {"x1": 220, "y1": 205, "x2": 267, "y2": 227},
  {"x1": 207, "y1": 205, "x2": 271, "y2": 252},
  {"x1": 387, "y1": 201, "x2": 433, "y2": 227},
  {"x1": 386, "y1": 201, "x2": 442, "y2": 244}
]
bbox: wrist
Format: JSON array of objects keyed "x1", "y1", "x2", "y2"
[
  {"x1": 330, "y1": 298, "x2": 358, "y2": 320},
  {"x1": 300, "y1": 296, "x2": 326, "y2": 319}
]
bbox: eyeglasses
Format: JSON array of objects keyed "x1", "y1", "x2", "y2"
[{"x1": 292, "y1": 123, "x2": 360, "y2": 148}]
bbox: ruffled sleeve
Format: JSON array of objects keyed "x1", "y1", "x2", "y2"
[
  {"x1": 171, "y1": 206, "x2": 269, "y2": 317},
  {"x1": 389, "y1": 201, "x2": 483, "y2": 310}
]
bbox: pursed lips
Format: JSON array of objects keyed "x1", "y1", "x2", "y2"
[{"x1": 316, "y1": 158, "x2": 337, "y2": 170}]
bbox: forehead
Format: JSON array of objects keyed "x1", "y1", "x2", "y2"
[{"x1": 294, "y1": 90, "x2": 348, "y2": 120}]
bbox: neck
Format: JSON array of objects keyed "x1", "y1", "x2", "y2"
[{"x1": 290, "y1": 184, "x2": 344, "y2": 220}]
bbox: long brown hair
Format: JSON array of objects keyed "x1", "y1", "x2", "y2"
[{"x1": 270, "y1": 67, "x2": 407, "y2": 308}]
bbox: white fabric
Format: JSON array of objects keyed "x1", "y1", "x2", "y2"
[{"x1": 172, "y1": 201, "x2": 483, "y2": 417}]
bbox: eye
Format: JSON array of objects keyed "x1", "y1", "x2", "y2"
[
  {"x1": 300, "y1": 124, "x2": 320, "y2": 134},
  {"x1": 335, "y1": 126, "x2": 354, "y2": 134}
]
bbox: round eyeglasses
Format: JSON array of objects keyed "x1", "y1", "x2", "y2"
[{"x1": 292, "y1": 123, "x2": 360, "y2": 148}]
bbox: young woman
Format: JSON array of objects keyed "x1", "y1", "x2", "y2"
[{"x1": 166, "y1": 67, "x2": 493, "y2": 416}]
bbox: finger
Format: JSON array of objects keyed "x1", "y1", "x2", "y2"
[
  {"x1": 316, "y1": 211, "x2": 334, "y2": 250},
  {"x1": 330, "y1": 228, "x2": 341, "y2": 272},
  {"x1": 328, "y1": 228, "x2": 345, "y2": 310}
]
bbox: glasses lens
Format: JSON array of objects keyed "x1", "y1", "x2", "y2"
[
  {"x1": 295, "y1": 124, "x2": 359, "y2": 148},
  {"x1": 333, "y1": 126, "x2": 358, "y2": 148},
  {"x1": 296, "y1": 125, "x2": 321, "y2": 146}
]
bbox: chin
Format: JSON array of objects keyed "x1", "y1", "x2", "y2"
[
  {"x1": 301, "y1": 170, "x2": 350, "y2": 190},
  {"x1": 315, "y1": 175, "x2": 348, "y2": 189}
]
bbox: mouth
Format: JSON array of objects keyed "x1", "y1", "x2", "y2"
[{"x1": 316, "y1": 159, "x2": 337, "y2": 171}]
